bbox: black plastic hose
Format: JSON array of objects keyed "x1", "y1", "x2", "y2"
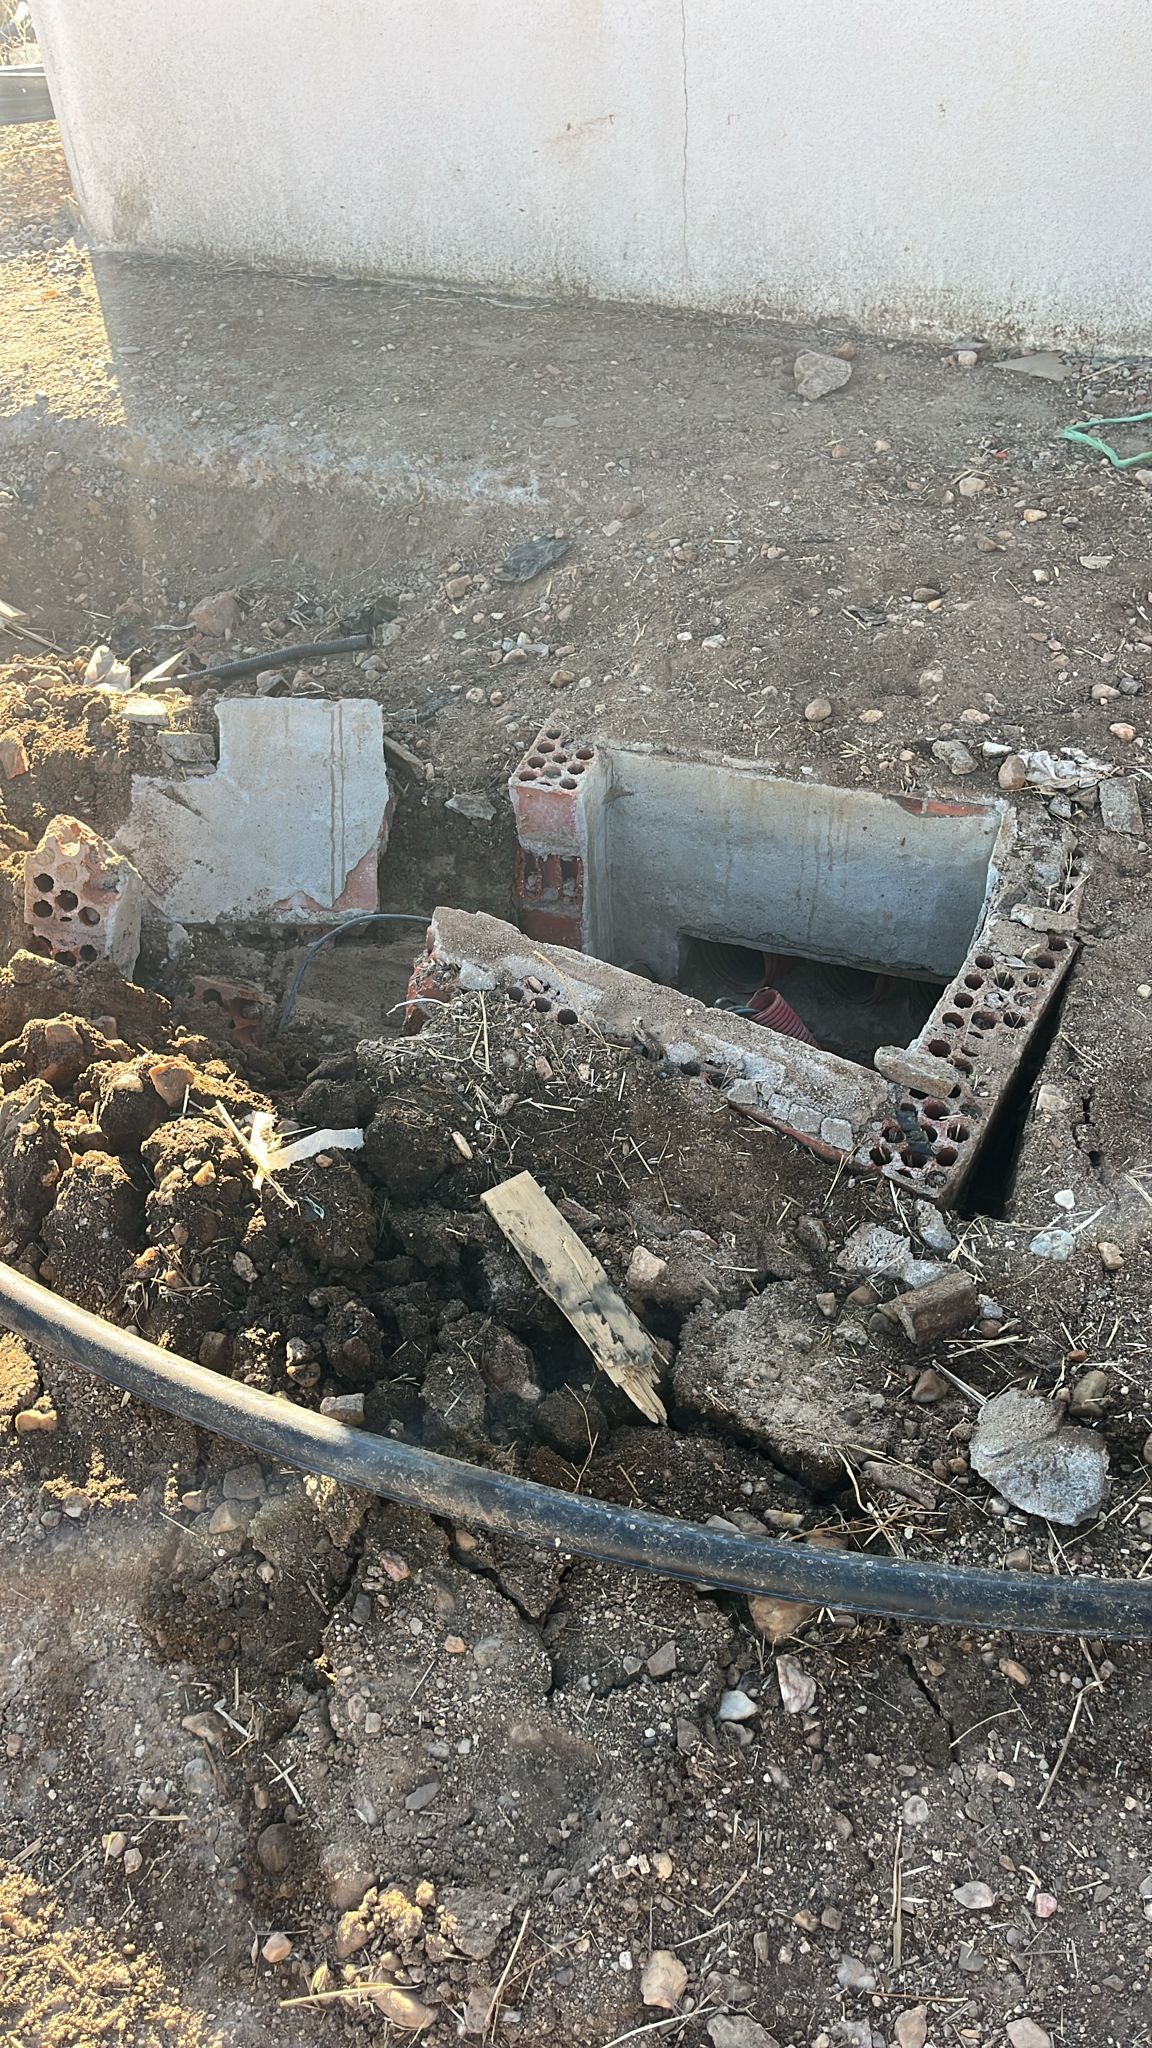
[
  {"x1": 3, "y1": 1260, "x2": 1149, "y2": 1637},
  {"x1": 275, "y1": 912, "x2": 432, "y2": 1034}
]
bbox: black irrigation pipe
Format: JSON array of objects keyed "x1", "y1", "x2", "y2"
[
  {"x1": 3, "y1": 1262, "x2": 1151, "y2": 1638},
  {"x1": 185, "y1": 632, "x2": 374, "y2": 686}
]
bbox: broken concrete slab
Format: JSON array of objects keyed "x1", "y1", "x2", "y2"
[
  {"x1": 25, "y1": 815, "x2": 143, "y2": 976},
  {"x1": 115, "y1": 699, "x2": 390, "y2": 924},
  {"x1": 416, "y1": 906, "x2": 889, "y2": 1163},
  {"x1": 673, "y1": 1281, "x2": 895, "y2": 1490},
  {"x1": 969, "y1": 1387, "x2": 1109, "y2": 1526},
  {"x1": 1099, "y1": 776, "x2": 1144, "y2": 837}
]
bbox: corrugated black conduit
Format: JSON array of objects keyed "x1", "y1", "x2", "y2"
[{"x1": 3, "y1": 1261, "x2": 1148, "y2": 1637}]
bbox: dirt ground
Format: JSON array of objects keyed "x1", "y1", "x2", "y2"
[{"x1": 1, "y1": 127, "x2": 1152, "y2": 2048}]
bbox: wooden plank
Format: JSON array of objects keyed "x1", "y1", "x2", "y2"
[{"x1": 481, "y1": 1170, "x2": 666, "y2": 1424}]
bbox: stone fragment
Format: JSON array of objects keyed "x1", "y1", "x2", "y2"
[
  {"x1": 803, "y1": 695, "x2": 833, "y2": 721},
  {"x1": 0, "y1": 732, "x2": 29, "y2": 779},
  {"x1": 1099, "y1": 777, "x2": 1143, "y2": 835},
  {"x1": 794, "y1": 351, "x2": 852, "y2": 401},
  {"x1": 1007, "y1": 2024, "x2": 1052, "y2": 2048},
  {"x1": 673, "y1": 1281, "x2": 895, "y2": 1489},
  {"x1": 256, "y1": 1823, "x2": 294, "y2": 1873},
  {"x1": 874, "y1": 1044, "x2": 959, "y2": 1094},
  {"x1": 836, "y1": 1956, "x2": 877, "y2": 1991},
  {"x1": 369, "y1": 1984, "x2": 438, "y2": 2031},
  {"x1": 717, "y1": 1689, "x2": 758, "y2": 1723},
  {"x1": 894, "y1": 2010, "x2": 928, "y2": 2048},
  {"x1": 969, "y1": 1388, "x2": 1109, "y2": 1525},
  {"x1": 748, "y1": 1592, "x2": 815, "y2": 1641},
  {"x1": 188, "y1": 590, "x2": 241, "y2": 636},
  {"x1": 776, "y1": 1654, "x2": 816, "y2": 1714},
  {"x1": 641, "y1": 1949, "x2": 688, "y2": 2010},
  {"x1": 953, "y1": 1881, "x2": 995, "y2": 1910},
  {"x1": 262, "y1": 1932, "x2": 292, "y2": 1963},
  {"x1": 932, "y1": 738, "x2": 977, "y2": 775},
  {"x1": 707, "y1": 2016, "x2": 780, "y2": 2048}
]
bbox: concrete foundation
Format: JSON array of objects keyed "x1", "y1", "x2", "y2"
[{"x1": 30, "y1": 0, "x2": 1152, "y2": 346}]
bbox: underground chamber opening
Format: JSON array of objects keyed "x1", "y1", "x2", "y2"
[{"x1": 577, "y1": 751, "x2": 1007, "y2": 1063}]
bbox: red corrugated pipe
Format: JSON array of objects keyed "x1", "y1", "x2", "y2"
[{"x1": 748, "y1": 983, "x2": 817, "y2": 1044}]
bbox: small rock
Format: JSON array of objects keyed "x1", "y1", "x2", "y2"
[
  {"x1": 256, "y1": 1824, "x2": 294, "y2": 1873},
  {"x1": 794, "y1": 351, "x2": 853, "y2": 401},
  {"x1": 0, "y1": 732, "x2": 29, "y2": 779},
  {"x1": 911, "y1": 1368, "x2": 948, "y2": 1404},
  {"x1": 1006, "y1": 2023, "x2": 1052, "y2": 2048},
  {"x1": 189, "y1": 591, "x2": 241, "y2": 636},
  {"x1": 717, "y1": 1688, "x2": 759, "y2": 1723},
  {"x1": 1110, "y1": 722, "x2": 1137, "y2": 743},
  {"x1": 445, "y1": 575, "x2": 473, "y2": 600},
  {"x1": 707, "y1": 2018, "x2": 780, "y2": 2048},
  {"x1": 815, "y1": 1291, "x2": 838, "y2": 1319},
  {"x1": 369, "y1": 1983, "x2": 438, "y2": 2031},
  {"x1": 776, "y1": 1654, "x2": 817, "y2": 1715},
  {"x1": 998, "y1": 1657, "x2": 1030, "y2": 1687},
  {"x1": 1034, "y1": 1892, "x2": 1058, "y2": 1919},
  {"x1": 1068, "y1": 1368, "x2": 1109, "y2": 1419},
  {"x1": 804, "y1": 695, "x2": 833, "y2": 722},
  {"x1": 104, "y1": 1830, "x2": 128, "y2": 1859},
  {"x1": 955, "y1": 349, "x2": 979, "y2": 368},
  {"x1": 836, "y1": 1956, "x2": 877, "y2": 1992},
  {"x1": 641, "y1": 1949, "x2": 689, "y2": 2010},
  {"x1": 957, "y1": 474, "x2": 987, "y2": 497},
  {"x1": 1097, "y1": 1241, "x2": 1123, "y2": 1272},
  {"x1": 748, "y1": 1593, "x2": 815, "y2": 1641},
  {"x1": 262, "y1": 1932, "x2": 292, "y2": 1964},
  {"x1": 14, "y1": 1404, "x2": 57, "y2": 1434},
  {"x1": 319, "y1": 1393, "x2": 366, "y2": 1427},
  {"x1": 915, "y1": 1201, "x2": 957, "y2": 1253},
  {"x1": 1028, "y1": 1227, "x2": 1075, "y2": 1262},
  {"x1": 932, "y1": 737, "x2": 977, "y2": 776},
  {"x1": 405, "y1": 1779, "x2": 440, "y2": 1812},
  {"x1": 902, "y1": 1795, "x2": 929, "y2": 1825},
  {"x1": 147, "y1": 1058, "x2": 196, "y2": 1108},
  {"x1": 180, "y1": 1709, "x2": 229, "y2": 1749},
  {"x1": 969, "y1": 1387, "x2": 1109, "y2": 1526},
  {"x1": 627, "y1": 1245, "x2": 669, "y2": 1293},
  {"x1": 122, "y1": 1846, "x2": 143, "y2": 1876},
  {"x1": 953, "y1": 1881, "x2": 995, "y2": 1910},
  {"x1": 893, "y1": 2010, "x2": 928, "y2": 2048},
  {"x1": 647, "y1": 1640, "x2": 678, "y2": 1679},
  {"x1": 208, "y1": 1501, "x2": 248, "y2": 1536},
  {"x1": 992, "y1": 749, "x2": 1024, "y2": 786}
]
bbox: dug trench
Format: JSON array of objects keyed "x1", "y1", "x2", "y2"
[{"x1": 0, "y1": 732, "x2": 1151, "y2": 2047}]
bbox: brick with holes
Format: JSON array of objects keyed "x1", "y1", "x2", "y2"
[{"x1": 24, "y1": 815, "x2": 144, "y2": 977}]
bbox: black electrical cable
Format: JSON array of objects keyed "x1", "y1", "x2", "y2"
[
  {"x1": 2, "y1": 1262, "x2": 1149, "y2": 1638},
  {"x1": 275, "y1": 912, "x2": 432, "y2": 1035}
]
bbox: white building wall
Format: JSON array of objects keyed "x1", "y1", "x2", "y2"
[{"x1": 30, "y1": 0, "x2": 1152, "y2": 346}]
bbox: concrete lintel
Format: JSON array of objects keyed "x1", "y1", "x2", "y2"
[{"x1": 425, "y1": 905, "x2": 890, "y2": 1151}]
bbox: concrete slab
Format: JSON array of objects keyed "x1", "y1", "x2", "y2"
[{"x1": 115, "y1": 699, "x2": 389, "y2": 925}]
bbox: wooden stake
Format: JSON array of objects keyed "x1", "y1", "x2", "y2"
[{"x1": 481, "y1": 1170, "x2": 666, "y2": 1423}]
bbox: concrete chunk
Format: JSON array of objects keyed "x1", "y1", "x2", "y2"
[
  {"x1": 116, "y1": 699, "x2": 389, "y2": 924},
  {"x1": 673, "y1": 1281, "x2": 894, "y2": 1488}
]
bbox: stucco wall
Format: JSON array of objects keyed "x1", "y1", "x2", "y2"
[{"x1": 30, "y1": 0, "x2": 1152, "y2": 346}]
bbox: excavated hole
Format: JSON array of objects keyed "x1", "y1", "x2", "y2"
[{"x1": 576, "y1": 753, "x2": 1007, "y2": 1064}]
